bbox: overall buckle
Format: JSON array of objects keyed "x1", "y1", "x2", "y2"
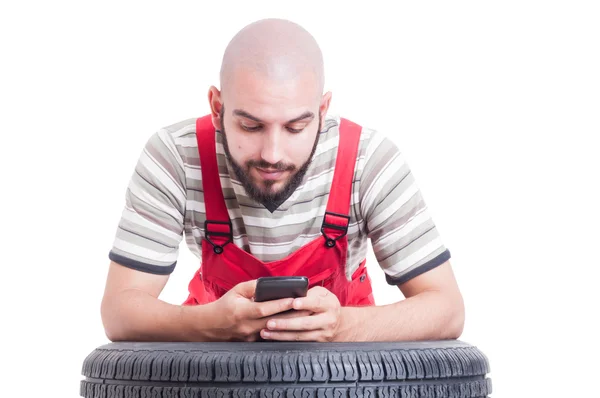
[
  {"x1": 204, "y1": 220, "x2": 233, "y2": 254},
  {"x1": 321, "y1": 211, "x2": 350, "y2": 248}
]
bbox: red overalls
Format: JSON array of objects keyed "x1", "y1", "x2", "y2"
[{"x1": 183, "y1": 115, "x2": 375, "y2": 307}]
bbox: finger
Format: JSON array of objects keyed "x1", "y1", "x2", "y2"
[
  {"x1": 266, "y1": 312, "x2": 330, "y2": 331},
  {"x1": 246, "y1": 318, "x2": 271, "y2": 335},
  {"x1": 293, "y1": 288, "x2": 332, "y2": 312},
  {"x1": 260, "y1": 329, "x2": 324, "y2": 342},
  {"x1": 274, "y1": 309, "x2": 313, "y2": 319},
  {"x1": 234, "y1": 279, "x2": 258, "y2": 298},
  {"x1": 249, "y1": 298, "x2": 295, "y2": 319}
]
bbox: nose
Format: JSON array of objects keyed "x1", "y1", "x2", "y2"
[{"x1": 260, "y1": 130, "x2": 284, "y2": 166}]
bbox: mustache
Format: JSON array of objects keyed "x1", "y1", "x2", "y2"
[{"x1": 247, "y1": 159, "x2": 296, "y2": 172}]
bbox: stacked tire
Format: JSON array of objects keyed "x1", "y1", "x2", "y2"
[{"x1": 80, "y1": 340, "x2": 492, "y2": 398}]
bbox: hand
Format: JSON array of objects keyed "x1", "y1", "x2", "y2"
[
  {"x1": 211, "y1": 280, "x2": 295, "y2": 342},
  {"x1": 260, "y1": 286, "x2": 341, "y2": 342}
]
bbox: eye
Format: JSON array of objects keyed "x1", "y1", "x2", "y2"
[
  {"x1": 286, "y1": 127, "x2": 304, "y2": 134},
  {"x1": 241, "y1": 124, "x2": 262, "y2": 132}
]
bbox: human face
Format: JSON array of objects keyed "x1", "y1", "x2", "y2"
[
  {"x1": 220, "y1": 106, "x2": 321, "y2": 210},
  {"x1": 211, "y1": 69, "x2": 330, "y2": 209}
]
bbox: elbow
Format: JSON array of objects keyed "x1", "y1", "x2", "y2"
[
  {"x1": 447, "y1": 311, "x2": 465, "y2": 340},
  {"x1": 101, "y1": 309, "x2": 120, "y2": 342},
  {"x1": 103, "y1": 323, "x2": 127, "y2": 342},
  {"x1": 101, "y1": 296, "x2": 129, "y2": 342},
  {"x1": 446, "y1": 293, "x2": 465, "y2": 339},
  {"x1": 437, "y1": 290, "x2": 464, "y2": 340},
  {"x1": 103, "y1": 328, "x2": 122, "y2": 343}
]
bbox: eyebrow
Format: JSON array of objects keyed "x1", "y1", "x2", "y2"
[{"x1": 233, "y1": 109, "x2": 315, "y2": 124}]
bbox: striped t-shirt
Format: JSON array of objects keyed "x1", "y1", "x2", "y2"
[{"x1": 109, "y1": 114, "x2": 451, "y2": 285}]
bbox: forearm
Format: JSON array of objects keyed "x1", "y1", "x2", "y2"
[
  {"x1": 101, "y1": 289, "x2": 220, "y2": 342},
  {"x1": 336, "y1": 290, "x2": 465, "y2": 342}
]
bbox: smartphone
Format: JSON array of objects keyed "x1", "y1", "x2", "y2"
[{"x1": 254, "y1": 276, "x2": 309, "y2": 302}]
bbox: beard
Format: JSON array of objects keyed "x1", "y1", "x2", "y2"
[{"x1": 219, "y1": 108, "x2": 321, "y2": 212}]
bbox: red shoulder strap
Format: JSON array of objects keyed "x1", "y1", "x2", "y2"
[
  {"x1": 196, "y1": 115, "x2": 361, "y2": 245},
  {"x1": 322, "y1": 118, "x2": 362, "y2": 233},
  {"x1": 196, "y1": 116, "x2": 232, "y2": 248}
]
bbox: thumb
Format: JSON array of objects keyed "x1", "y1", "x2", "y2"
[{"x1": 234, "y1": 279, "x2": 257, "y2": 298}]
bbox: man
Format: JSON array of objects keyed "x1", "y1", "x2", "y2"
[{"x1": 101, "y1": 18, "x2": 464, "y2": 343}]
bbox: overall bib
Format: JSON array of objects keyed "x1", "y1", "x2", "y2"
[{"x1": 183, "y1": 115, "x2": 375, "y2": 307}]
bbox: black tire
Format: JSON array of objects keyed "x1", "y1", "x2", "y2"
[{"x1": 80, "y1": 340, "x2": 492, "y2": 398}]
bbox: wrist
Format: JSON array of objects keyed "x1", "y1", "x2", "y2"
[
  {"x1": 335, "y1": 306, "x2": 359, "y2": 342},
  {"x1": 181, "y1": 301, "x2": 224, "y2": 342}
]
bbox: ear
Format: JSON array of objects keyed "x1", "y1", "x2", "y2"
[
  {"x1": 208, "y1": 86, "x2": 223, "y2": 130},
  {"x1": 319, "y1": 91, "x2": 332, "y2": 125}
]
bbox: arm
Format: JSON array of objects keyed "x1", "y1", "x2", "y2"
[
  {"x1": 335, "y1": 260, "x2": 465, "y2": 341},
  {"x1": 101, "y1": 260, "x2": 296, "y2": 342},
  {"x1": 101, "y1": 129, "x2": 199, "y2": 341},
  {"x1": 261, "y1": 260, "x2": 464, "y2": 342},
  {"x1": 261, "y1": 129, "x2": 464, "y2": 342},
  {"x1": 103, "y1": 130, "x2": 296, "y2": 342},
  {"x1": 101, "y1": 260, "x2": 211, "y2": 342},
  {"x1": 343, "y1": 128, "x2": 464, "y2": 341}
]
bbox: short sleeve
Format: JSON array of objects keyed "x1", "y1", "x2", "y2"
[
  {"x1": 108, "y1": 129, "x2": 186, "y2": 275},
  {"x1": 359, "y1": 131, "x2": 451, "y2": 285}
]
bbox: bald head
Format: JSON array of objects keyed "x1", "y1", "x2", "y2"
[
  {"x1": 219, "y1": 19, "x2": 324, "y2": 100},
  {"x1": 210, "y1": 19, "x2": 332, "y2": 210}
]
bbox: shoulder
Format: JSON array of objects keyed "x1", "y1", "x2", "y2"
[
  {"x1": 324, "y1": 114, "x2": 399, "y2": 163},
  {"x1": 157, "y1": 117, "x2": 199, "y2": 147},
  {"x1": 145, "y1": 117, "x2": 202, "y2": 166}
]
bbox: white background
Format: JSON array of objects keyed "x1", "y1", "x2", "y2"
[{"x1": 1, "y1": 1, "x2": 599, "y2": 397}]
